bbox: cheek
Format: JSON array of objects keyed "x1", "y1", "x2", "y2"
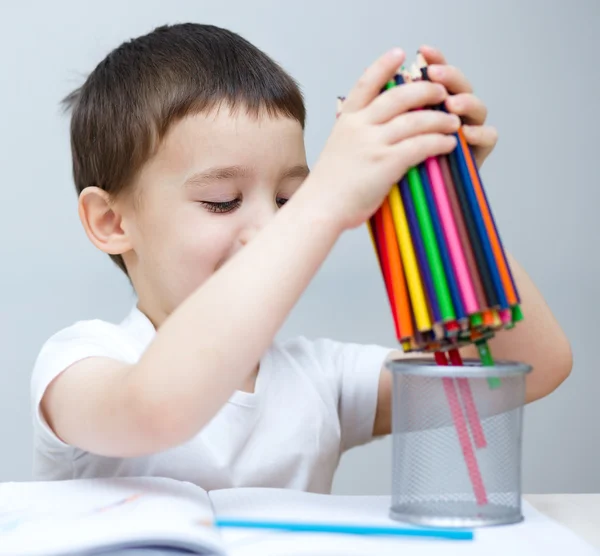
[
  {"x1": 166, "y1": 208, "x2": 238, "y2": 283},
  {"x1": 132, "y1": 201, "x2": 239, "y2": 305}
]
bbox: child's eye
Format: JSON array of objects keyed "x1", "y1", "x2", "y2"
[
  {"x1": 276, "y1": 197, "x2": 289, "y2": 208},
  {"x1": 200, "y1": 199, "x2": 241, "y2": 213}
]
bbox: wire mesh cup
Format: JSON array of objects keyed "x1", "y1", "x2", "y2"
[{"x1": 385, "y1": 358, "x2": 532, "y2": 529}]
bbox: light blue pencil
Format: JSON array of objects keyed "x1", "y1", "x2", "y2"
[{"x1": 214, "y1": 517, "x2": 473, "y2": 541}]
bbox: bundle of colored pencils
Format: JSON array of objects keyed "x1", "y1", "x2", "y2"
[
  {"x1": 337, "y1": 53, "x2": 524, "y2": 506},
  {"x1": 339, "y1": 52, "x2": 522, "y2": 365}
]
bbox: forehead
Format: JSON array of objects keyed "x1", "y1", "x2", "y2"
[{"x1": 152, "y1": 107, "x2": 306, "y2": 175}]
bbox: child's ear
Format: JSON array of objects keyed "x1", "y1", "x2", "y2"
[{"x1": 78, "y1": 187, "x2": 132, "y2": 256}]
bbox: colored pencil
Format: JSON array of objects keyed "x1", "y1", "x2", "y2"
[
  {"x1": 434, "y1": 352, "x2": 488, "y2": 505},
  {"x1": 416, "y1": 54, "x2": 520, "y2": 315},
  {"x1": 419, "y1": 162, "x2": 466, "y2": 321},
  {"x1": 406, "y1": 163, "x2": 455, "y2": 322},
  {"x1": 373, "y1": 207, "x2": 402, "y2": 340},
  {"x1": 214, "y1": 517, "x2": 474, "y2": 540},
  {"x1": 389, "y1": 184, "x2": 432, "y2": 332},
  {"x1": 448, "y1": 349, "x2": 487, "y2": 449},
  {"x1": 400, "y1": 174, "x2": 439, "y2": 323},
  {"x1": 382, "y1": 200, "x2": 414, "y2": 339},
  {"x1": 438, "y1": 155, "x2": 487, "y2": 321}
]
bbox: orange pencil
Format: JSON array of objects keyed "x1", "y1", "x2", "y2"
[{"x1": 373, "y1": 206, "x2": 402, "y2": 340}]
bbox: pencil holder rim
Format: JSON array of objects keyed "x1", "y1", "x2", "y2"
[{"x1": 385, "y1": 358, "x2": 532, "y2": 378}]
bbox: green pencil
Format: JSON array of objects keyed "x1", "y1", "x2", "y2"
[
  {"x1": 406, "y1": 166, "x2": 455, "y2": 322},
  {"x1": 476, "y1": 340, "x2": 501, "y2": 389}
]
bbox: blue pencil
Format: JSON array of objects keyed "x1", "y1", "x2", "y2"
[
  {"x1": 454, "y1": 140, "x2": 508, "y2": 310},
  {"x1": 214, "y1": 517, "x2": 474, "y2": 541}
]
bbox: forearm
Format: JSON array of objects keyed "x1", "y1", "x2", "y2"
[
  {"x1": 129, "y1": 180, "x2": 342, "y2": 442},
  {"x1": 460, "y1": 252, "x2": 572, "y2": 402}
]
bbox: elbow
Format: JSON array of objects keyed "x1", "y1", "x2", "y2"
[
  {"x1": 550, "y1": 336, "x2": 573, "y2": 392},
  {"x1": 560, "y1": 339, "x2": 574, "y2": 381},
  {"x1": 138, "y1": 404, "x2": 189, "y2": 452},
  {"x1": 126, "y1": 375, "x2": 199, "y2": 454}
]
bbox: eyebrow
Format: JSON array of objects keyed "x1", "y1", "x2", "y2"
[
  {"x1": 184, "y1": 164, "x2": 310, "y2": 188},
  {"x1": 184, "y1": 165, "x2": 252, "y2": 187},
  {"x1": 280, "y1": 164, "x2": 310, "y2": 180}
]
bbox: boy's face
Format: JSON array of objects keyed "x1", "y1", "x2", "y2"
[{"x1": 121, "y1": 107, "x2": 309, "y2": 324}]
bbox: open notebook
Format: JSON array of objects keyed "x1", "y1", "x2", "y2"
[{"x1": 0, "y1": 476, "x2": 596, "y2": 555}]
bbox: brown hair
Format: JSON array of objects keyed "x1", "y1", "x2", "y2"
[{"x1": 63, "y1": 23, "x2": 306, "y2": 274}]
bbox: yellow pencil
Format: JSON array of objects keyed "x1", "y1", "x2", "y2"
[
  {"x1": 491, "y1": 309, "x2": 501, "y2": 329},
  {"x1": 388, "y1": 184, "x2": 431, "y2": 332}
]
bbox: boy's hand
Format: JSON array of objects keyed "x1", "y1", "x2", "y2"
[
  {"x1": 418, "y1": 45, "x2": 498, "y2": 168},
  {"x1": 306, "y1": 48, "x2": 460, "y2": 232}
]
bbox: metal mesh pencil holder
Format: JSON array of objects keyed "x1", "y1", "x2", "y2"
[{"x1": 386, "y1": 358, "x2": 531, "y2": 529}]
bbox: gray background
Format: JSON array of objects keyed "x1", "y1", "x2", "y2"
[{"x1": 0, "y1": 0, "x2": 597, "y2": 494}]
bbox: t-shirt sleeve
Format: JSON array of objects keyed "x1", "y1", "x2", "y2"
[
  {"x1": 310, "y1": 338, "x2": 395, "y2": 452},
  {"x1": 30, "y1": 321, "x2": 131, "y2": 451}
]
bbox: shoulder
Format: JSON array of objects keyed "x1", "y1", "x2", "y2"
[
  {"x1": 31, "y1": 307, "x2": 151, "y2": 396},
  {"x1": 40, "y1": 317, "x2": 128, "y2": 348},
  {"x1": 34, "y1": 317, "x2": 136, "y2": 367},
  {"x1": 30, "y1": 313, "x2": 143, "y2": 456},
  {"x1": 35, "y1": 306, "x2": 153, "y2": 366}
]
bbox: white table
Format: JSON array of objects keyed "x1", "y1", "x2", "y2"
[{"x1": 526, "y1": 494, "x2": 600, "y2": 550}]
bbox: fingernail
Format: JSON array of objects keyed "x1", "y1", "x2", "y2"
[
  {"x1": 390, "y1": 48, "x2": 404, "y2": 59},
  {"x1": 436, "y1": 83, "x2": 447, "y2": 95},
  {"x1": 450, "y1": 97, "x2": 462, "y2": 110},
  {"x1": 429, "y1": 65, "x2": 442, "y2": 78}
]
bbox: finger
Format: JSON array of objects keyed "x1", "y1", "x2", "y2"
[
  {"x1": 366, "y1": 81, "x2": 447, "y2": 123},
  {"x1": 417, "y1": 45, "x2": 447, "y2": 65},
  {"x1": 383, "y1": 110, "x2": 460, "y2": 144},
  {"x1": 461, "y1": 125, "x2": 498, "y2": 149},
  {"x1": 341, "y1": 48, "x2": 405, "y2": 113},
  {"x1": 393, "y1": 133, "x2": 457, "y2": 169},
  {"x1": 445, "y1": 93, "x2": 487, "y2": 125},
  {"x1": 426, "y1": 64, "x2": 473, "y2": 94}
]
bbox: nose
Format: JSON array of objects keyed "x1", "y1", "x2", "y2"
[
  {"x1": 238, "y1": 205, "x2": 277, "y2": 247},
  {"x1": 239, "y1": 226, "x2": 258, "y2": 247}
]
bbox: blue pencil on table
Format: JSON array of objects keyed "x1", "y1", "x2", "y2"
[{"x1": 214, "y1": 517, "x2": 474, "y2": 541}]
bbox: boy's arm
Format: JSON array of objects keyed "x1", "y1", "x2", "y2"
[
  {"x1": 43, "y1": 48, "x2": 461, "y2": 457},
  {"x1": 373, "y1": 252, "x2": 572, "y2": 437},
  {"x1": 43, "y1": 189, "x2": 342, "y2": 457}
]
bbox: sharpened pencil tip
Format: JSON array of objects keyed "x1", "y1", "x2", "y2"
[{"x1": 408, "y1": 63, "x2": 421, "y2": 80}]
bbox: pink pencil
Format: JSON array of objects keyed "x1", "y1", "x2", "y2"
[
  {"x1": 499, "y1": 308, "x2": 512, "y2": 326},
  {"x1": 435, "y1": 352, "x2": 488, "y2": 506},
  {"x1": 448, "y1": 349, "x2": 487, "y2": 449},
  {"x1": 425, "y1": 157, "x2": 479, "y2": 314},
  {"x1": 426, "y1": 154, "x2": 487, "y2": 449}
]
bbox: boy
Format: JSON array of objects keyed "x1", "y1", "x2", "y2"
[{"x1": 32, "y1": 23, "x2": 571, "y2": 493}]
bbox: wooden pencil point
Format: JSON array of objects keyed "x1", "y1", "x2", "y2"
[
  {"x1": 416, "y1": 52, "x2": 428, "y2": 69},
  {"x1": 408, "y1": 63, "x2": 421, "y2": 81}
]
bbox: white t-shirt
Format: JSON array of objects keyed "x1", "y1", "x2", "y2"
[{"x1": 30, "y1": 306, "x2": 393, "y2": 493}]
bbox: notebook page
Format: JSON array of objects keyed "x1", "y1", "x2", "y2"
[
  {"x1": 0, "y1": 477, "x2": 224, "y2": 556},
  {"x1": 209, "y1": 488, "x2": 599, "y2": 556}
]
